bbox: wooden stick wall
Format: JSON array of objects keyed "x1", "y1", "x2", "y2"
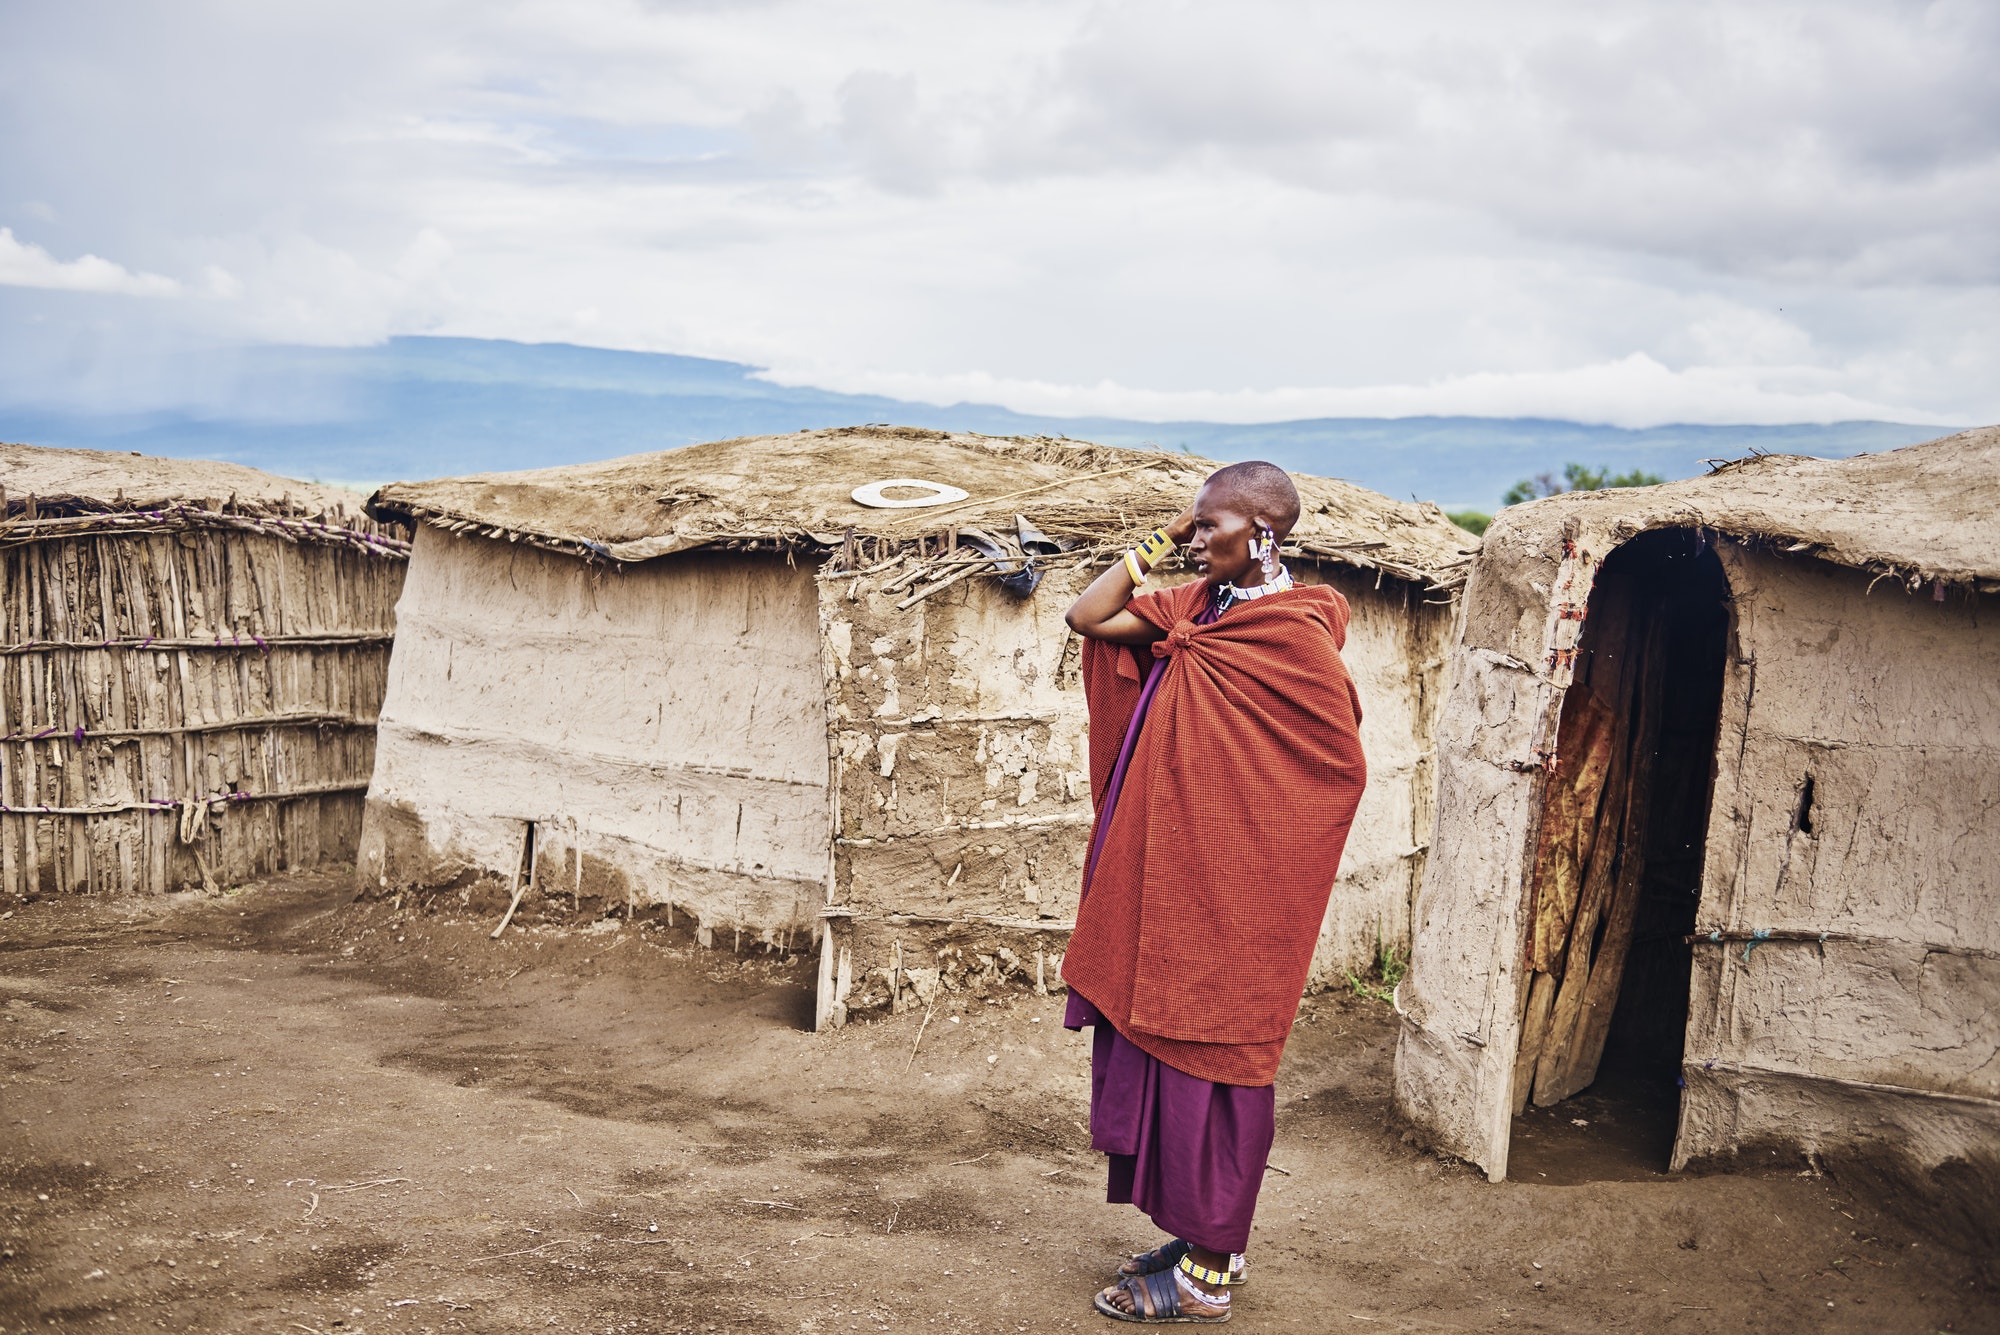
[{"x1": 0, "y1": 524, "x2": 404, "y2": 897}]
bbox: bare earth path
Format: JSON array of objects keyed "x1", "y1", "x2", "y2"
[{"x1": 2, "y1": 872, "x2": 1992, "y2": 1334}]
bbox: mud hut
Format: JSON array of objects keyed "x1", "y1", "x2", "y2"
[
  {"x1": 360, "y1": 427, "x2": 1476, "y2": 1028},
  {"x1": 0, "y1": 443, "x2": 410, "y2": 898},
  {"x1": 1393, "y1": 427, "x2": 1999, "y2": 1192}
]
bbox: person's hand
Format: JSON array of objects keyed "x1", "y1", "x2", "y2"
[{"x1": 1164, "y1": 505, "x2": 1197, "y2": 546}]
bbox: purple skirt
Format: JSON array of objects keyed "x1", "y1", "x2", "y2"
[{"x1": 1067, "y1": 992, "x2": 1275, "y2": 1254}]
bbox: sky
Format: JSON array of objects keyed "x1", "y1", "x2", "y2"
[{"x1": 2, "y1": 0, "x2": 1996, "y2": 430}]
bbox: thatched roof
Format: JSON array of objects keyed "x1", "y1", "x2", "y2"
[
  {"x1": 367, "y1": 426, "x2": 1480, "y2": 591},
  {"x1": 1487, "y1": 426, "x2": 2000, "y2": 594},
  {"x1": 1, "y1": 441, "x2": 372, "y2": 517},
  {"x1": 0, "y1": 441, "x2": 408, "y2": 557}
]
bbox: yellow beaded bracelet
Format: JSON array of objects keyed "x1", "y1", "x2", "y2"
[{"x1": 1177, "y1": 1254, "x2": 1233, "y2": 1287}]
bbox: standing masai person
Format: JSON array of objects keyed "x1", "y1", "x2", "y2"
[{"x1": 1060, "y1": 460, "x2": 1368, "y2": 1324}]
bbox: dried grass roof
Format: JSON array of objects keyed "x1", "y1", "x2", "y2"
[
  {"x1": 0, "y1": 441, "x2": 406, "y2": 557},
  {"x1": 367, "y1": 426, "x2": 1479, "y2": 591},
  {"x1": 1, "y1": 441, "x2": 370, "y2": 517},
  {"x1": 1491, "y1": 426, "x2": 2000, "y2": 593}
]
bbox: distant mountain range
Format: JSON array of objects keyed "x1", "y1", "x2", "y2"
[{"x1": 0, "y1": 336, "x2": 1955, "y2": 510}]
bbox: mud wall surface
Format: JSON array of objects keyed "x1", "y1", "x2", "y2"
[
  {"x1": 1396, "y1": 515, "x2": 1998, "y2": 1189},
  {"x1": 1676, "y1": 547, "x2": 1999, "y2": 1174},
  {"x1": 360, "y1": 531, "x2": 827, "y2": 941},
  {"x1": 2, "y1": 528, "x2": 402, "y2": 899},
  {"x1": 1393, "y1": 516, "x2": 1574, "y2": 1179},
  {"x1": 815, "y1": 558, "x2": 1450, "y2": 1027},
  {"x1": 1298, "y1": 566, "x2": 1454, "y2": 976}
]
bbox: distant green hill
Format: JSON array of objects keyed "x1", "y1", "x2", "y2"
[{"x1": 0, "y1": 336, "x2": 1954, "y2": 510}]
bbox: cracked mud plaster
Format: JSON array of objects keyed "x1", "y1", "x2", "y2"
[{"x1": 822, "y1": 558, "x2": 1454, "y2": 1021}]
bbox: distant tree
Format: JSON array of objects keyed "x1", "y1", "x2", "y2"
[
  {"x1": 1501, "y1": 472, "x2": 1564, "y2": 506},
  {"x1": 1501, "y1": 462, "x2": 1665, "y2": 507},
  {"x1": 1446, "y1": 510, "x2": 1491, "y2": 536}
]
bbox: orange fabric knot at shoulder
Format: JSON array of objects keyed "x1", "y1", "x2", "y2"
[{"x1": 1151, "y1": 619, "x2": 1200, "y2": 658}]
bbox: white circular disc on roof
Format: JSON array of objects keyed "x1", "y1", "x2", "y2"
[{"x1": 850, "y1": 478, "x2": 970, "y2": 509}]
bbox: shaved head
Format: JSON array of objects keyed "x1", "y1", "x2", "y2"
[{"x1": 1204, "y1": 461, "x2": 1302, "y2": 538}]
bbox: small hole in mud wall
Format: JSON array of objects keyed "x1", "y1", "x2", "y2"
[
  {"x1": 1510, "y1": 529, "x2": 1729, "y2": 1184},
  {"x1": 1792, "y1": 774, "x2": 1815, "y2": 835}
]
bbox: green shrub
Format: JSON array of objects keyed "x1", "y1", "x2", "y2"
[
  {"x1": 1446, "y1": 510, "x2": 1491, "y2": 536},
  {"x1": 1501, "y1": 462, "x2": 1665, "y2": 507},
  {"x1": 1345, "y1": 934, "x2": 1409, "y2": 1006}
]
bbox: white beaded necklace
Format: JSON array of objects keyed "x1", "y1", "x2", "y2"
[{"x1": 1216, "y1": 563, "x2": 1294, "y2": 612}]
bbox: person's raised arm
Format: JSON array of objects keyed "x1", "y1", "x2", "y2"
[{"x1": 1064, "y1": 507, "x2": 1196, "y2": 644}]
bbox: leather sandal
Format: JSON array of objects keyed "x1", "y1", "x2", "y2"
[{"x1": 1093, "y1": 1268, "x2": 1231, "y2": 1324}]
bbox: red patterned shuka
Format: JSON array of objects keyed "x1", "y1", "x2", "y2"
[{"x1": 1061, "y1": 577, "x2": 1368, "y2": 1086}]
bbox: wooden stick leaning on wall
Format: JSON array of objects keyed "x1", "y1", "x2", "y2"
[
  {"x1": 895, "y1": 559, "x2": 996, "y2": 611},
  {"x1": 491, "y1": 823, "x2": 536, "y2": 938},
  {"x1": 877, "y1": 558, "x2": 941, "y2": 594}
]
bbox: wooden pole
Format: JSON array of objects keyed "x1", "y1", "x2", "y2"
[{"x1": 490, "y1": 824, "x2": 534, "y2": 938}]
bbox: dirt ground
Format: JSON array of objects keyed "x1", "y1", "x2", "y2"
[{"x1": 2, "y1": 871, "x2": 1993, "y2": 1335}]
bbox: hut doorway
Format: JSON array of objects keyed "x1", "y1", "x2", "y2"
[{"x1": 1507, "y1": 529, "x2": 1729, "y2": 1178}]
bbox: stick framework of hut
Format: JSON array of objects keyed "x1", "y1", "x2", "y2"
[
  {"x1": 0, "y1": 443, "x2": 410, "y2": 898},
  {"x1": 362, "y1": 427, "x2": 1478, "y2": 1029},
  {"x1": 1394, "y1": 425, "x2": 2000, "y2": 1198}
]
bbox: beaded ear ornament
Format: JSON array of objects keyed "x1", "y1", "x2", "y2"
[{"x1": 1250, "y1": 522, "x2": 1281, "y2": 581}]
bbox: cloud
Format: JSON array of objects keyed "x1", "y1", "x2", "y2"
[
  {"x1": 0, "y1": 0, "x2": 1995, "y2": 430},
  {"x1": 195, "y1": 229, "x2": 457, "y2": 345},
  {"x1": 855, "y1": 1, "x2": 2000, "y2": 287},
  {"x1": 0, "y1": 227, "x2": 180, "y2": 296},
  {"x1": 754, "y1": 352, "x2": 1957, "y2": 430}
]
